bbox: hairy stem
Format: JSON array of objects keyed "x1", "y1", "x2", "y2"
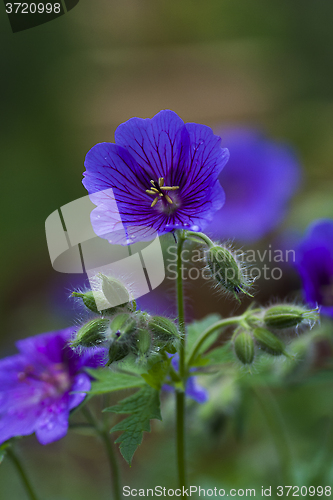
[
  {"x1": 186, "y1": 231, "x2": 214, "y2": 248},
  {"x1": 7, "y1": 447, "x2": 39, "y2": 500},
  {"x1": 176, "y1": 230, "x2": 187, "y2": 491},
  {"x1": 82, "y1": 406, "x2": 121, "y2": 500}
]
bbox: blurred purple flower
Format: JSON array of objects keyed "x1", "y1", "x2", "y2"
[
  {"x1": 0, "y1": 329, "x2": 105, "y2": 445},
  {"x1": 295, "y1": 219, "x2": 333, "y2": 318},
  {"x1": 83, "y1": 110, "x2": 229, "y2": 244},
  {"x1": 205, "y1": 128, "x2": 301, "y2": 242},
  {"x1": 163, "y1": 354, "x2": 208, "y2": 404}
]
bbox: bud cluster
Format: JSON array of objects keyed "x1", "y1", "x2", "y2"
[
  {"x1": 233, "y1": 303, "x2": 319, "y2": 366},
  {"x1": 71, "y1": 287, "x2": 180, "y2": 365}
]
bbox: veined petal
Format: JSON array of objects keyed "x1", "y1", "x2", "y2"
[
  {"x1": 68, "y1": 373, "x2": 91, "y2": 410},
  {"x1": 115, "y1": 110, "x2": 189, "y2": 180}
]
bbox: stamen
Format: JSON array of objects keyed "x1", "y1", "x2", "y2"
[
  {"x1": 146, "y1": 178, "x2": 179, "y2": 207},
  {"x1": 160, "y1": 186, "x2": 179, "y2": 191},
  {"x1": 151, "y1": 197, "x2": 159, "y2": 207}
]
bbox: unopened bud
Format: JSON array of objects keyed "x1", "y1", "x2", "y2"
[
  {"x1": 71, "y1": 318, "x2": 110, "y2": 348},
  {"x1": 136, "y1": 329, "x2": 152, "y2": 357},
  {"x1": 110, "y1": 313, "x2": 136, "y2": 337},
  {"x1": 253, "y1": 327, "x2": 287, "y2": 356},
  {"x1": 264, "y1": 305, "x2": 319, "y2": 330},
  {"x1": 234, "y1": 332, "x2": 255, "y2": 365},
  {"x1": 206, "y1": 246, "x2": 252, "y2": 301},
  {"x1": 148, "y1": 316, "x2": 180, "y2": 352},
  {"x1": 107, "y1": 341, "x2": 131, "y2": 364},
  {"x1": 107, "y1": 313, "x2": 137, "y2": 365},
  {"x1": 100, "y1": 274, "x2": 130, "y2": 307},
  {"x1": 72, "y1": 290, "x2": 123, "y2": 315}
]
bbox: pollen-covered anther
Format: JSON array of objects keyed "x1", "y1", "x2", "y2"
[{"x1": 146, "y1": 178, "x2": 179, "y2": 207}]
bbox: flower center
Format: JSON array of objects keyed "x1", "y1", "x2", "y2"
[
  {"x1": 18, "y1": 363, "x2": 71, "y2": 398},
  {"x1": 146, "y1": 178, "x2": 179, "y2": 208}
]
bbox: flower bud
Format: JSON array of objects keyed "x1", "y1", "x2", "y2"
[
  {"x1": 100, "y1": 274, "x2": 130, "y2": 307},
  {"x1": 234, "y1": 332, "x2": 255, "y2": 365},
  {"x1": 71, "y1": 318, "x2": 110, "y2": 348},
  {"x1": 107, "y1": 313, "x2": 138, "y2": 365},
  {"x1": 107, "y1": 341, "x2": 131, "y2": 364},
  {"x1": 110, "y1": 313, "x2": 136, "y2": 337},
  {"x1": 206, "y1": 246, "x2": 252, "y2": 301},
  {"x1": 136, "y1": 329, "x2": 152, "y2": 357},
  {"x1": 72, "y1": 290, "x2": 123, "y2": 315},
  {"x1": 148, "y1": 316, "x2": 180, "y2": 352},
  {"x1": 253, "y1": 327, "x2": 287, "y2": 356},
  {"x1": 264, "y1": 305, "x2": 319, "y2": 330}
]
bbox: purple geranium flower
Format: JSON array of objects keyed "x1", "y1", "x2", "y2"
[
  {"x1": 83, "y1": 110, "x2": 229, "y2": 244},
  {"x1": 204, "y1": 128, "x2": 301, "y2": 242},
  {"x1": 294, "y1": 219, "x2": 333, "y2": 318},
  {"x1": 163, "y1": 354, "x2": 208, "y2": 404},
  {"x1": 0, "y1": 328, "x2": 105, "y2": 445}
]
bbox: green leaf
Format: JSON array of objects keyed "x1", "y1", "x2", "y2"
[
  {"x1": 186, "y1": 314, "x2": 222, "y2": 354},
  {"x1": 201, "y1": 342, "x2": 234, "y2": 366},
  {"x1": 86, "y1": 368, "x2": 145, "y2": 395},
  {"x1": 141, "y1": 356, "x2": 171, "y2": 390},
  {"x1": 186, "y1": 314, "x2": 223, "y2": 366},
  {"x1": 105, "y1": 385, "x2": 162, "y2": 464}
]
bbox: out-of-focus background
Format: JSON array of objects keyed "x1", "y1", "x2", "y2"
[{"x1": 1, "y1": 1, "x2": 333, "y2": 498}]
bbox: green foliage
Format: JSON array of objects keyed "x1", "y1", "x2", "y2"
[
  {"x1": 0, "y1": 442, "x2": 10, "y2": 465},
  {"x1": 141, "y1": 356, "x2": 172, "y2": 390},
  {"x1": 186, "y1": 314, "x2": 222, "y2": 361},
  {"x1": 105, "y1": 385, "x2": 162, "y2": 464},
  {"x1": 87, "y1": 368, "x2": 145, "y2": 395}
]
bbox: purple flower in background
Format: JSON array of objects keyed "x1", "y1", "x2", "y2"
[
  {"x1": 205, "y1": 128, "x2": 301, "y2": 242},
  {"x1": 163, "y1": 354, "x2": 208, "y2": 404},
  {"x1": 83, "y1": 110, "x2": 229, "y2": 244},
  {"x1": 0, "y1": 329, "x2": 105, "y2": 445},
  {"x1": 295, "y1": 219, "x2": 333, "y2": 318}
]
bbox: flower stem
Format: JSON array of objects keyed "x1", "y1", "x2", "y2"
[
  {"x1": 7, "y1": 447, "x2": 39, "y2": 500},
  {"x1": 81, "y1": 406, "x2": 121, "y2": 500},
  {"x1": 187, "y1": 316, "x2": 245, "y2": 367},
  {"x1": 186, "y1": 231, "x2": 214, "y2": 248},
  {"x1": 175, "y1": 230, "x2": 187, "y2": 491}
]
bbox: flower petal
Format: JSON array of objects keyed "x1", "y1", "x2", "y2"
[
  {"x1": 35, "y1": 396, "x2": 69, "y2": 445},
  {"x1": 68, "y1": 373, "x2": 91, "y2": 410},
  {"x1": 115, "y1": 110, "x2": 189, "y2": 180}
]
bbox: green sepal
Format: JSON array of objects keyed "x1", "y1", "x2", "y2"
[{"x1": 106, "y1": 385, "x2": 162, "y2": 464}]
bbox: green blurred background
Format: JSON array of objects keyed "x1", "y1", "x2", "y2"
[{"x1": 1, "y1": 1, "x2": 333, "y2": 498}]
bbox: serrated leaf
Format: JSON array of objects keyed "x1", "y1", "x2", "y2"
[
  {"x1": 141, "y1": 356, "x2": 171, "y2": 390},
  {"x1": 105, "y1": 385, "x2": 161, "y2": 464},
  {"x1": 86, "y1": 368, "x2": 145, "y2": 395}
]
